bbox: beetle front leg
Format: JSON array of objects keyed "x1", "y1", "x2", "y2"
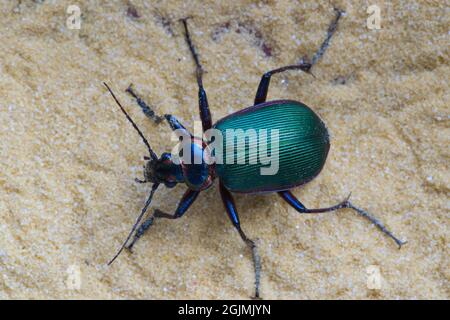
[
  {"x1": 278, "y1": 191, "x2": 406, "y2": 248},
  {"x1": 127, "y1": 189, "x2": 200, "y2": 251},
  {"x1": 126, "y1": 85, "x2": 191, "y2": 134},
  {"x1": 220, "y1": 182, "x2": 261, "y2": 299},
  {"x1": 126, "y1": 84, "x2": 164, "y2": 124}
]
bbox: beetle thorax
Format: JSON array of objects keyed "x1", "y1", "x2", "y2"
[{"x1": 179, "y1": 137, "x2": 215, "y2": 191}]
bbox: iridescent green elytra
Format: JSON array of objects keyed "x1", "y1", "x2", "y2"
[{"x1": 213, "y1": 100, "x2": 330, "y2": 193}]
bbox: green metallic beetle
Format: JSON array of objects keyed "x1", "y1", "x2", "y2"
[
  {"x1": 105, "y1": 12, "x2": 405, "y2": 299},
  {"x1": 214, "y1": 100, "x2": 329, "y2": 193}
]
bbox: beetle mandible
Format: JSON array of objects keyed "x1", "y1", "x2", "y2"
[{"x1": 104, "y1": 10, "x2": 405, "y2": 299}]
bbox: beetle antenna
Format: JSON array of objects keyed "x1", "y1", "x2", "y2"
[
  {"x1": 108, "y1": 183, "x2": 160, "y2": 265},
  {"x1": 104, "y1": 82, "x2": 158, "y2": 160}
]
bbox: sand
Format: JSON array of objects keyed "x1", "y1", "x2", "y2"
[{"x1": 0, "y1": 0, "x2": 448, "y2": 299}]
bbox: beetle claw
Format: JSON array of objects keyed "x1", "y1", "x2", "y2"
[
  {"x1": 126, "y1": 83, "x2": 134, "y2": 92},
  {"x1": 345, "y1": 192, "x2": 352, "y2": 202},
  {"x1": 179, "y1": 16, "x2": 193, "y2": 23},
  {"x1": 308, "y1": 71, "x2": 317, "y2": 79},
  {"x1": 337, "y1": 192, "x2": 352, "y2": 208},
  {"x1": 396, "y1": 239, "x2": 407, "y2": 249}
]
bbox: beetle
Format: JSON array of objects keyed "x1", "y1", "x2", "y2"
[{"x1": 104, "y1": 11, "x2": 405, "y2": 299}]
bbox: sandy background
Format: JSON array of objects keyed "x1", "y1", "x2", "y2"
[{"x1": 0, "y1": 0, "x2": 448, "y2": 299}]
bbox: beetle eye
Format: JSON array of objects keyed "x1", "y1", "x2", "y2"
[
  {"x1": 164, "y1": 181, "x2": 176, "y2": 188},
  {"x1": 161, "y1": 152, "x2": 172, "y2": 161}
]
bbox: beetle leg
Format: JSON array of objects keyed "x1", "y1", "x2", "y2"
[
  {"x1": 181, "y1": 18, "x2": 212, "y2": 131},
  {"x1": 253, "y1": 7, "x2": 344, "y2": 105},
  {"x1": 126, "y1": 189, "x2": 200, "y2": 251},
  {"x1": 126, "y1": 84, "x2": 164, "y2": 124},
  {"x1": 163, "y1": 114, "x2": 189, "y2": 132},
  {"x1": 220, "y1": 182, "x2": 261, "y2": 299},
  {"x1": 126, "y1": 84, "x2": 191, "y2": 135},
  {"x1": 135, "y1": 178, "x2": 147, "y2": 184},
  {"x1": 278, "y1": 191, "x2": 406, "y2": 249},
  {"x1": 309, "y1": 7, "x2": 344, "y2": 68},
  {"x1": 254, "y1": 64, "x2": 313, "y2": 105}
]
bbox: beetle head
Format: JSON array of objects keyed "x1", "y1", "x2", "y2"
[{"x1": 143, "y1": 153, "x2": 179, "y2": 188}]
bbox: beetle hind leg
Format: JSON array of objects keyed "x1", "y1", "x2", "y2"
[
  {"x1": 237, "y1": 228, "x2": 262, "y2": 300},
  {"x1": 344, "y1": 201, "x2": 407, "y2": 249},
  {"x1": 278, "y1": 191, "x2": 406, "y2": 249},
  {"x1": 253, "y1": 7, "x2": 344, "y2": 105},
  {"x1": 220, "y1": 182, "x2": 262, "y2": 299}
]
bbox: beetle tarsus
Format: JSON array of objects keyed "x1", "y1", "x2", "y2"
[
  {"x1": 251, "y1": 241, "x2": 261, "y2": 300},
  {"x1": 309, "y1": 6, "x2": 344, "y2": 68},
  {"x1": 344, "y1": 201, "x2": 407, "y2": 248},
  {"x1": 238, "y1": 229, "x2": 261, "y2": 300},
  {"x1": 126, "y1": 215, "x2": 156, "y2": 251},
  {"x1": 107, "y1": 183, "x2": 160, "y2": 265},
  {"x1": 126, "y1": 84, "x2": 164, "y2": 124},
  {"x1": 278, "y1": 190, "x2": 406, "y2": 249},
  {"x1": 126, "y1": 208, "x2": 180, "y2": 250},
  {"x1": 125, "y1": 191, "x2": 200, "y2": 252},
  {"x1": 181, "y1": 18, "x2": 204, "y2": 87},
  {"x1": 181, "y1": 18, "x2": 213, "y2": 131}
]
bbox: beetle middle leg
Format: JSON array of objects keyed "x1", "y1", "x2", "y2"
[
  {"x1": 309, "y1": 7, "x2": 344, "y2": 68},
  {"x1": 219, "y1": 182, "x2": 261, "y2": 299},
  {"x1": 126, "y1": 189, "x2": 200, "y2": 251},
  {"x1": 278, "y1": 191, "x2": 406, "y2": 248},
  {"x1": 253, "y1": 7, "x2": 344, "y2": 105},
  {"x1": 181, "y1": 18, "x2": 212, "y2": 131}
]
